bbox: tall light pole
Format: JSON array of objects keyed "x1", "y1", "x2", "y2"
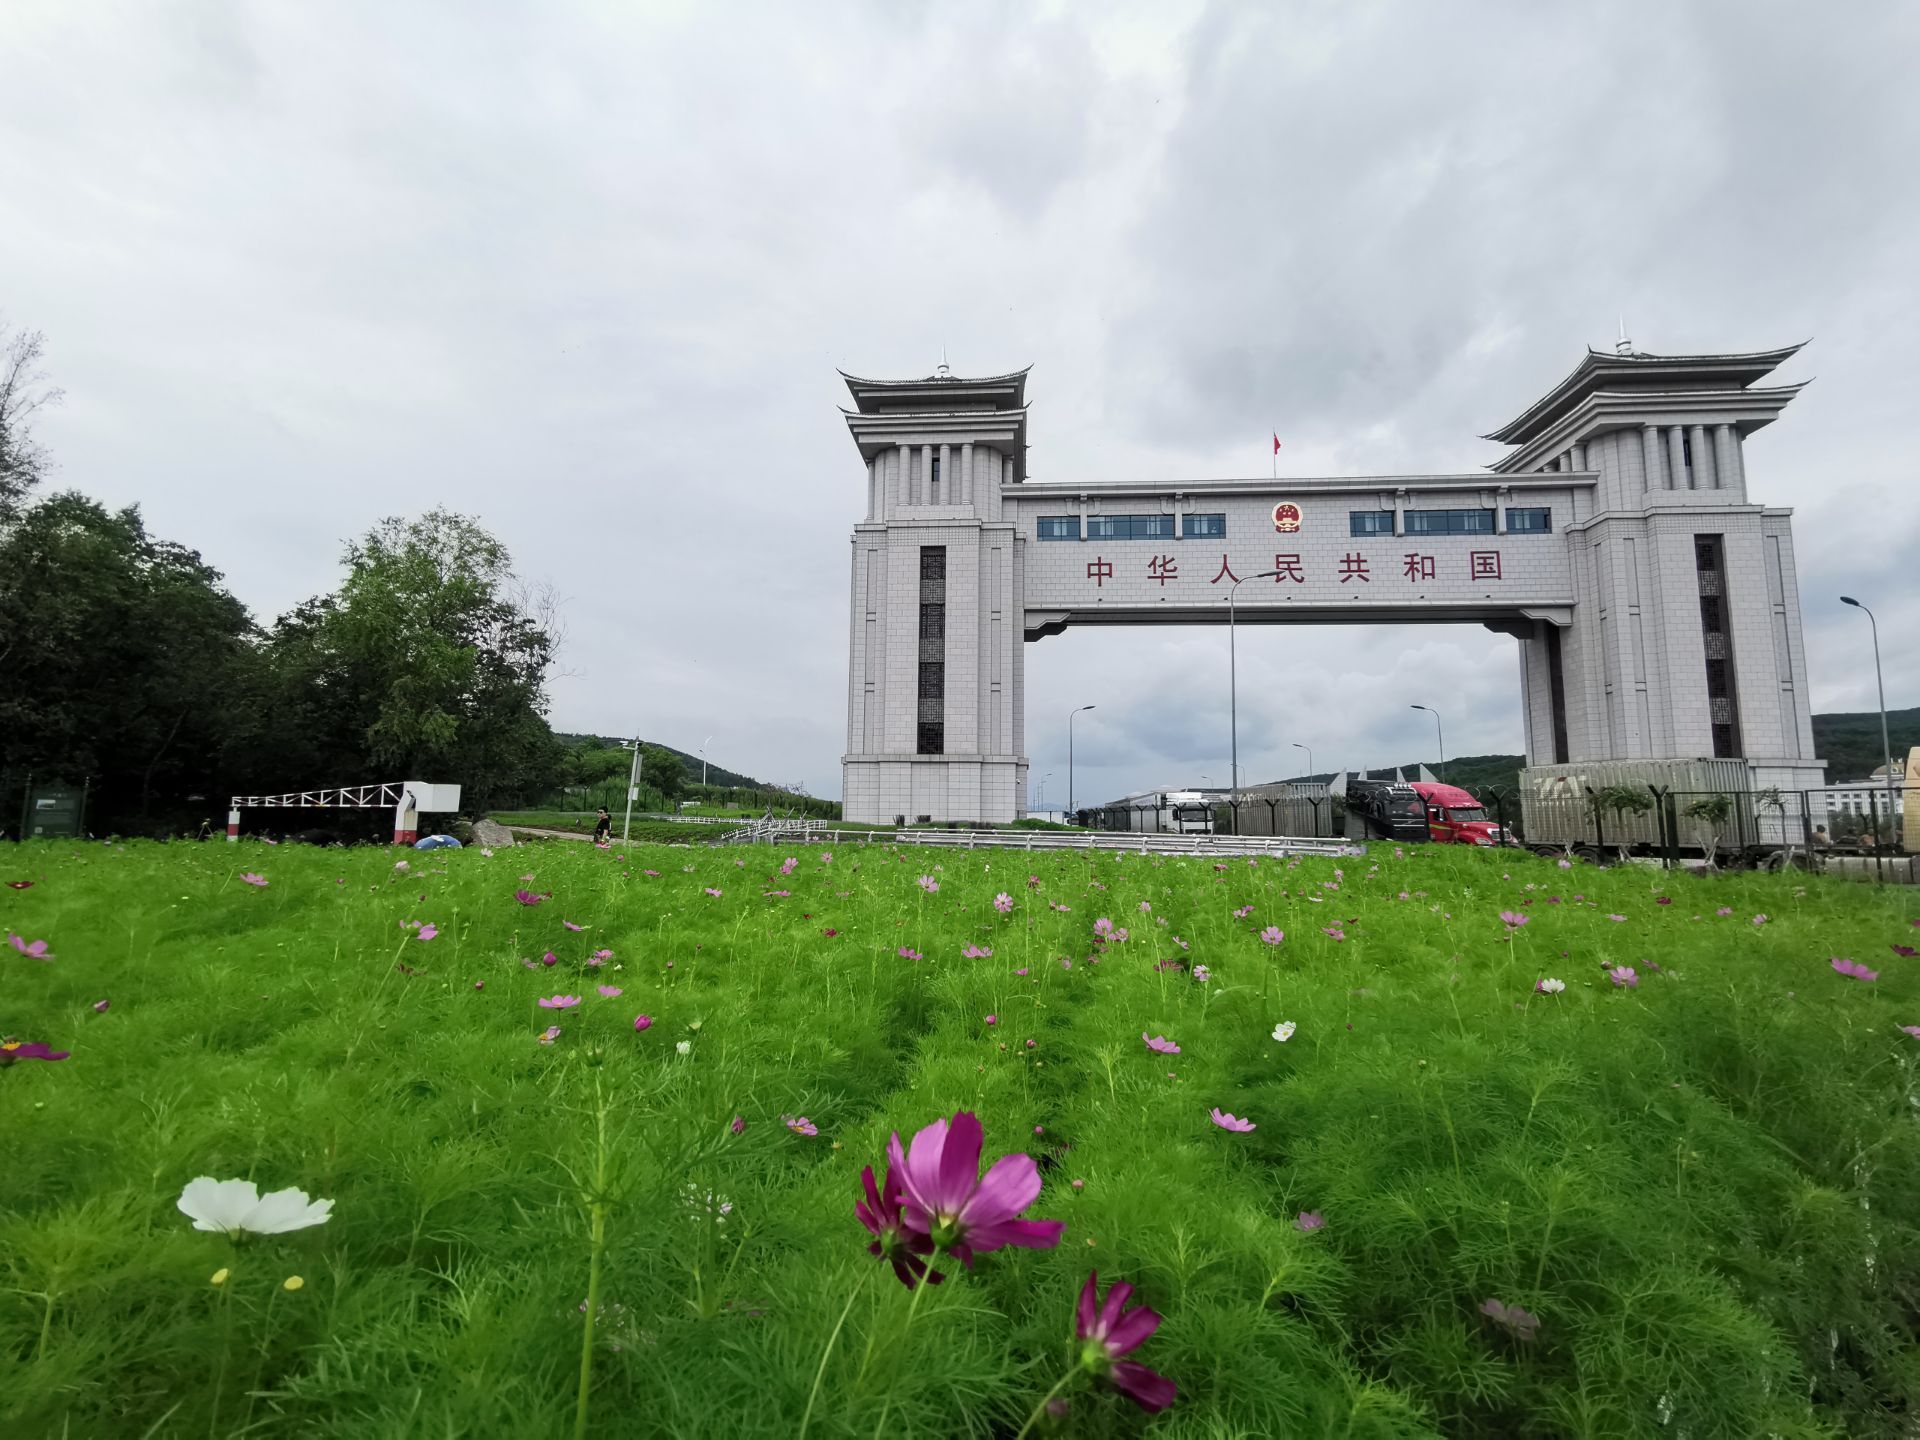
[
  {"x1": 1410, "y1": 704, "x2": 1445, "y2": 782},
  {"x1": 621, "y1": 737, "x2": 642, "y2": 844},
  {"x1": 1841, "y1": 597, "x2": 1900, "y2": 847},
  {"x1": 1036, "y1": 772, "x2": 1052, "y2": 812},
  {"x1": 699, "y1": 734, "x2": 713, "y2": 788},
  {"x1": 1292, "y1": 741, "x2": 1314, "y2": 779},
  {"x1": 1068, "y1": 705, "x2": 1096, "y2": 820},
  {"x1": 1228, "y1": 571, "x2": 1281, "y2": 833}
]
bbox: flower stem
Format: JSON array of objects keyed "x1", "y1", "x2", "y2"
[
  {"x1": 798, "y1": 1266, "x2": 873, "y2": 1440},
  {"x1": 1011, "y1": 1369, "x2": 1076, "y2": 1440},
  {"x1": 870, "y1": 1260, "x2": 937, "y2": 1438},
  {"x1": 573, "y1": 1084, "x2": 613, "y2": 1440}
]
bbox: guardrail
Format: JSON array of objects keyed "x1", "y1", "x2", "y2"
[{"x1": 720, "y1": 821, "x2": 1358, "y2": 859}]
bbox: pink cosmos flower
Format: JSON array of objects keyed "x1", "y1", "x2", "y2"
[
  {"x1": 1209, "y1": 1109, "x2": 1255, "y2": 1132},
  {"x1": 589, "y1": 948, "x2": 613, "y2": 965},
  {"x1": 821, "y1": 852, "x2": 833, "y2": 863},
  {"x1": 993, "y1": 893, "x2": 1014, "y2": 914},
  {"x1": 985, "y1": 1014, "x2": 998, "y2": 1025},
  {"x1": 0, "y1": 1039, "x2": 68, "y2": 1064},
  {"x1": 1716, "y1": 907, "x2": 1733, "y2": 917},
  {"x1": 473, "y1": 981, "x2": 485, "y2": 990},
  {"x1": 643, "y1": 869, "x2": 659, "y2": 878},
  {"x1": 857, "y1": 1164, "x2": 944, "y2": 1289},
  {"x1": 1060, "y1": 956, "x2": 1073, "y2": 970},
  {"x1": 1832, "y1": 957, "x2": 1879, "y2": 982},
  {"x1": 1138, "y1": 901, "x2": 1152, "y2": 914},
  {"x1": 1294, "y1": 1211, "x2": 1325, "y2": 1232},
  {"x1": 563, "y1": 920, "x2": 585, "y2": 932},
  {"x1": 784, "y1": 1115, "x2": 818, "y2": 1137},
  {"x1": 1498, "y1": 911, "x2": 1528, "y2": 929},
  {"x1": 1013, "y1": 967, "x2": 1029, "y2": 977},
  {"x1": 1655, "y1": 896, "x2": 1672, "y2": 907},
  {"x1": 1192, "y1": 965, "x2": 1211, "y2": 983},
  {"x1": 1606, "y1": 914, "x2": 1627, "y2": 923},
  {"x1": 962, "y1": 945, "x2": 992, "y2": 959},
  {"x1": 1093, "y1": 917, "x2": 1115, "y2": 939},
  {"x1": 633, "y1": 1014, "x2": 653, "y2": 1032},
  {"x1": 7, "y1": 934, "x2": 52, "y2": 961},
  {"x1": 1752, "y1": 914, "x2": 1769, "y2": 926},
  {"x1": 1901, "y1": 1026, "x2": 1920, "y2": 1040},
  {"x1": 92, "y1": 999, "x2": 109, "y2": 1013},
  {"x1": 1142, "y1": 1033, "x2": 1180, "y2": 1055},
  {"x1": 1893, "y1": 945, "x2": 1917, "y2": 958},
  {"x1": 514, "y1": 889, "x2": 542, "y2": 905},
  {"x1": 538, "y1": 1026, "x2": 561, "y2": 1045},
  {"x1": 1480, "y1": 1298, "x2": 1540, "y2": 1341},
  {"x1": 1075, "y1": 1272, "x2": 1177, "y2": 1413},
  {"x1": 731, "y1": 1115, "x2": 747, "y2": 1133},
  {"x1": 1025, "y1": 1039, "x2": 1036, "y2": 1049},
  {"x1": 538, "y1": 995, "x2": 581, "y2": 1010},
  {"x1": 886, "y1": 1110, "x2": 1064, "y2": 1265},
  {"x1": 1556, "y1": 858, "x2": 1572, "y2": 869},
  {"x1": 596, "y1": 985, "x2": 622, "y2": 998},
  {"x1": 704, "y1": 888, "x2": 722, "y2": 898},
  {"x1": 239, "y1": 873, "x2": 268, "y2": 888},
  {"x1": 1535, "y1": 978, "x2": 1565, "y2": 994},
  {"x1": 1608, "y1": 966, "x2": 1638, "y2": 988},
  {"x1": 821, "y1": 928, "x2": 839, "y2": 938},
  {"x1": 1260, "y1": 926, "x2": 1284, "y2": 944},
  {"x1": 899, "y1": 946, "x2": 923, "y2": 961},
  {"x1": 1234, "y1": 905, "x2": 1254, "y2": 919},
  {"x1": 1026, "y1": 875, "x2": 1040, "y2": 888},
  {"x1": 763, "y1": 889, "x2": 790, "y2": 898},
  {"x1": 541, "y1": 951, "x2": 558, "y2": 967},
  {"x1": 1322, "y1": 926, "x2": 1346, "y2": 941},
  {"x1": 917, "y1": 875, "x2": 939, "y2": 893},
  {"x1": 416, "y1": 924, "x2": 438, "y2": 942},
  {"x1": 780, "y1": 857, "x2": 798, "y2": 876}
]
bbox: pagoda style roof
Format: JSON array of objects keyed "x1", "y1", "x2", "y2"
[
  {"x1": 1485, "y1": 344, "x2": 1806, "y2": 445},
  {"x1": 841, "y1": 366, "x2": 1030, "y2": 416}
]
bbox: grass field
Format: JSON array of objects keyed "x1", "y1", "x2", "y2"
[{"x1": 4, "y1": 837, "x2": 1918, "y2": 1436}]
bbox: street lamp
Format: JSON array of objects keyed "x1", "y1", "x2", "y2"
[
  {"x1": 1068, "y1": 706, "x2": 1096, "y2": 820},
  {"x1": 1228, "y1": 571, "x2": 1282, "y2": 832},
  {"x1": 1410, "y1": 705, "x2": 1445, "y2": 782},
  {"x1": 1841, "y1": 597, "x2": 1900, "y2": 847},
  {"x1": 620, "y1": 737, "x2": 643, "y2": 844},
  {"x1": 699, "y1": 734, "x2": 713, "y2": 788},
  {"x1": 1292, "y1": 741, "x2": 1313, "y2": 779},
  {"x1": 1035, "y1": 772, "x2": 1052, "y2": 812}
]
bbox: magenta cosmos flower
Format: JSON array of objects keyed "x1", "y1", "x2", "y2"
[
  {"x1": 1259, "y1": 925, "x2": 1283, "y2": 944},
  {"x1": 1832, "y1": 957, "x2": 1879, "y2": 982},
  {"x1": 239, "y1": 873, "x2": 268, "y2": 888},
  {"x1": 1892, "y1": 945, "x2": 1916, "y2": 958},
  {"x1": 857, "y1": 1164, "x2": 944, "y2": 1288},
  {"x1": 1607, "y1": 966, "x2": 1638, "y2": 988},
  {"x1": 596, "y1": 985, "x2": 622, "y2": 998},
  {"x1": 1142, "y1": 1033, "x2": 1180, "y2": 1055},
  {"x1": 1480, "y1": 1297, "x2": 1540, "y2": 1341},
  {"x1": 962, "y1": 945, "x2": 992, "y2": 959},
  {"x1": 0, "y1": 1038, "x2": 69, "y2": 1064},
  {"x1": 1294, "y1": 1210, "x2": 1325, "y2": 1232},
  {"x1": 415, "y1": 924, "x2": 438, "y2": 942},
  {"x1": 1498, "y1": 910, "x2": 1528, "y2": 929},
  {"x1": 783, "y1": 1114, "x2": 818, "y2": 1137},
  {"x1": 1901, "y1": 1025, "x2": 1920, "y2": 1040},
  {"x1": 1209, "y1": 1109, "x2": 1255, "y2": 1132},
  {"x1": 538, "y1": 1026, "x2": 561, "y2": 1045},
  {"x1": 993, "y1": 892, "x2": 1014, "y2": 913},
  {"x1": 886, "y1": 1110, "x2": 1065, "y2": 1265},
  {"x1": 538, "y1": 994, "x2": 581, "y2": 1010},
  {"x1": 563, "y1": 920, "x2": 585, "y2": 932},
  {"x1": 7, "y1": 933, "x2": 52, "y2": 960},
  {"x1": 633, "y1": 1013, "x2": 653, "y2": 1031},
  {"x1": 1075, "y1": 1272, "x2": 1177, "y2": 1413},
  {"x1": 514, "y1": 889, "x2": 542, "y2": 905}
]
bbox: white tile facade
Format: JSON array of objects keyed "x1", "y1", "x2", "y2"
[{"x1": 841, "y1": 349, "x2": 1825, "y2": 823}]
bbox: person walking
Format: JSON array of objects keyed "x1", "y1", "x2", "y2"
[{"x1": 592, "y1": 806, "x2": 613, "y2": 844}]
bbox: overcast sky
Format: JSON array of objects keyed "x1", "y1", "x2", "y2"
[{"x1": 6, "y1": 1, "x2": 1917, "y2": 803}]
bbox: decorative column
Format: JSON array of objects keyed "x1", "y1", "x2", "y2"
[
  {"x1": 1666, "y1": 426, "x2": 1690, "y2": 490},
  {"x1": 1714, "y1": 424, "x2": 1743, "y2": 494},
  {"x1": 938, "y1": 444, "x2": 951, "y2": 502},
  {"x1": 1571, "y1": 442, "x2": 1586, "y2": 471},
  {"x1": 1688, "y1": 424, "x2": 1714, "y2": 490},
  {"x1": 961, "y1": 442, "x2": 974, "y2": 509},
  {"x1": 1642, "y1": 424, "x2": 1665, "y2": 490},
  {"x1": 895, "y1": 444, "x2": 911, "y2": 511}
]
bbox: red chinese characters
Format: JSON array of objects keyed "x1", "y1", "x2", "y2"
[
  {"x1": 1273, "y1": 554, "x2": 1305, "y2": 583},
  {"x1": 1087, "y1": 557, "x2": 1114, "y2": 587},
  {"x1": 1148, "y1": 554, "x2": 1178, "y2": 586},
  {"x1": 1403, "y1": 553, "x2": 1436, "y2": 581},
  {"x1": 1210, "y1": 555, "x2": 1240, "y2": 584},
  {"x1": 1339, "y1": 553, "x2": 1370, "y2": 584},
  {"x1": 1470, "y1": 550, "x2": 1502, "y2": 580}
]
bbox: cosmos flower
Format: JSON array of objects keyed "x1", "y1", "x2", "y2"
[
  {"x1": 1138, "y1": 901, "x2": 1152, "y2": 914},
  {"x1": 1074, "y1": 1272, "x2": 1177, "y2": 1413},
  {"x1": 993, "y1": 893, "x2": 1014, "y2": 914},
  {"x1": 588, "y1": 949, "x2": 613, "y2": 966},
  {"x1": 1498, "y1": 911, "x2": 1528, "y2": 929},
  {"x1": 514, "y1": 889, "x2": 542, "y2": 905},
  {"x1": 1893, "y1": 945, "x2": 1916, "y2": 958},
  {"x1": 1322, "y1": 927, "x2": 1346, "y2": 941},
  {"x1": 962, "y1": 945, "x2": 992, "y2": 959},
  {"x1": 1234, "y1": 905, "x2": 1255, "y2": 919},
  {"x1": 633, "y1": 1014, "x2": 653, "y2": 1032},
  {"x1": 1716, "y1": 907, "x2": 1733, "y2": 917},
  {"x1": 92, "y1": 999, "x2": 109, "y2": 1013},
  {"x1": 563, "y1": 920, "x2": 585, "y2": 932},
  {"x1": 5, "y1": 880, "x2": 33, "y2": 889},
  {"x1": 538, "y1": 995, "x2": 581, "y2": 1010},
  {"x1": 1606, "y1": 914, "x2": 1627, "y2": 923},
  {"x1": 1142, "y1": 1033, "x2": 1181, "y2": 1055},
  {"x1": 6, "y1": 933, "x2": 52, "y2": 961},
  {"x1": 541, "y1": 951, "x2": 558, "y2": 967},
  {"x1": 898, "y1": 947, "x2": 923, "y2": 961},
  {"x1": 1094, "y1": 917, "x2": 1116, "y2": 939},
  {"x1": 985, "y1": 1014, "x2": 998, "y2": 1025},
  {"x1": 731, "y1": 1115, "x2": 747, "y2": 1133},
  {"x1": 856, "y1": 1164, "x2": 944, "y2": 1289},
  {"x1": 780, "y1": 858, "x2": 798, "y2": 876},
  {"x1": 1556, "y1": 858, "x2": 1572, "y2": 869},
  {"x1": 1208, "y1": 1109, "x2": 1255, "y2": 1132},
  {"x1": 416, "y1": 924, "x2": 438, "y2": 942},
  {"x1": 1535, "y1": 977, "x2": 1566, "y2": 994},
  {"x1": 917, "y1": 875, "x2": 939, "y2": 893},
  {"x1": 596, "y1": 985, "x2": 622, "y2": 998},
  {"x1": 1607, "y1": 966, "x2": 1638, "y2": 988},
  {"x1": 0, "y1": 1038, "x2": 68, "y2": 1064},
  {"x1": 1259, "y1": 925, "x2": 1283, "y2": 944},
  {"x1": 176, "y1": 1178, "x2": 332, "y2": 1236},
  {"x1": 703, "y1": 888, "x2": 722, "y2": 898},
  {"x1": 676, "y1": 1040, "x2": 692, "y2": 1055},
  {"x1": 1271, "y1": 1021, "x2": 1296, "y2": 1042},
  {"x1": 1479, "y1": 1298, "x2": 1540, "y2": 1341},
  {"x1": 239, "y1": 874, "x2": 268, "y2": 888},
  {"x1": 1831, "y1": 957, "x2": 1879, "y2": 982},
  {"x1": 1900, "y1": 1026, "x2": 1920, "y2": 1040},
  {"x1": 539, "y1": 1026, "x2": 562, "y2": 1045},
  {"x1": 886, "y1": 1110, "x2": 1065, "y2": 1265},
  {"x1": 1752, "y1": 914, "x2": 1769, "y2": 926},
  {"x1": 1294, "y1": 1211, "x2": 1325, "y2": 1232}
]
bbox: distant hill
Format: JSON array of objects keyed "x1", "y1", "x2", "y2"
[
  {"x1": 1267, "y1": 705, "x2": 1920, "y2": 796},
  {"x1": 552, "y1": 733, "x2": 769, "y2": 791}
]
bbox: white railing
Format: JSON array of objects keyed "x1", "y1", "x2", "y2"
[{"x1": 721, "y1": 823, "x2": 1357, "y2": 859}]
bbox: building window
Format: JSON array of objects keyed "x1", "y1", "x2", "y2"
[
  {"x1": 1694, "y1": 535, "x2": 1741, "y2": 758},
  {"x1": 1506, "y1": 507, "x2": 1552, "y2": 533},
  {"x1": 1183, "y1": 512, "x2": 1226, "y2": 539},
  {"x1": 930, "y1": 453, "x2": 941, "y2": 489},
  {"x1": 1405, "y1": 508, "x2": 1495, "y2": 535},
  {"x1": 916, "y1": 547, "x2": 946, "y2": 755},
  {"x1": 1036, "y1": 516, "x2": 1080, "y2": 541},
  {"x1": 1349, "y1": 511, "x2": 1393, "y2": 537},
  {"x1": 1087, "y1": 514, "x2": 1177, "y2": 540}
]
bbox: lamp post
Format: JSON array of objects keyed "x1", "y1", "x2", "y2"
[
  {"x1": 1036, "y1": 772, "x2": 1052, "y2": 814},
  {"x1": 1292, "y1": 741, "x2": 1313, "y2": 779},
  {"x1": 1068, "y1": 705, "x2": 1096, "y2": 820},
  {"x1": 1841, "y1": 597, "x2": 1900, "y2": 848},
  {"x1": 1410, "y1": 704, "x2": 1445, "y2": 782},
  {"x1": 698, "y1": 734, "x2": 713, "y2": 789},
  {"x1": 1228, "y1": 571, "x2": 1282, "y2": 833},
  {"x1": 621, "y1": 737, "x2": 642, "y2": 845}
]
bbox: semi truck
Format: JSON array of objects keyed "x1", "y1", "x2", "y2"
[
  {"x1": 1408, "y1": 781, "x2": 1509, "y2": 847},
  {"x1": 1514, "y1": 758, "x2": 1818, "y2": 869},
  {"x1": 1341, "y1": 779, "x2": 1432, "y2": 843}
]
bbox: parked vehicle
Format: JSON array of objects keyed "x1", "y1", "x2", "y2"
[
  {"x1": 1342, "y1": 779, "x2": 1431, "y2": 843},
  {"x1": 1517, "y1": 758, "x2": 1808, "y2": 868},
  {"x1": 1409, "y1": 781, "x2": 1508, "y2": 846}
]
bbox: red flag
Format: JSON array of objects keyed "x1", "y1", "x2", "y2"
[{"x1": 1272, "y1": 433, "x2": 1283, "y2": 454}]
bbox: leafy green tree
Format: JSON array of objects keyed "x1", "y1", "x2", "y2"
[{"x1": 640, "y1": 745, "x2": 684, "y2": 801}]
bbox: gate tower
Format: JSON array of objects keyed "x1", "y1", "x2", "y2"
[{"x1": 839, "y1": 342, "x2": 1823, "y2": 825}]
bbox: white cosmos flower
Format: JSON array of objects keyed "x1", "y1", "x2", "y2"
[
  {"x1": 675, "y1": 1040, "x2": 692, "y2": 1056},
  {"x1": 177, "y1": 1177, "x2": 333, "y2": 1236},
  {"x1": 1272, "y1": 1021, "x2": 1297, "y2": 1043}
]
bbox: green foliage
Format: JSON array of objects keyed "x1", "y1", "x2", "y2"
[
  {"x1": 639, "y1": 746, "x2": 684, "y2": 802},
  {"x1": 1810, "y1": 707, "x2": 1920, "y2": 784},
  {"x1": 1591, "y1": 784, "x2": 1654, "y2": 819},
  {"x1": 3, "y1": 841, "x2": 1916, "y2": 1435}
]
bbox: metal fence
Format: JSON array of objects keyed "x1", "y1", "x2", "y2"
[{"x1": 1083, "y1": 785, "x2": 1336, "y2": 839}]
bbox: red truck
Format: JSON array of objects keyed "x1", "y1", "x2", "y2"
[{"x1": 1410, "y1": 781, "x2": 1508, "y2": 847}]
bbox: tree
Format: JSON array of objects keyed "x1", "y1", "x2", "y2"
[
  {"x1": 0, "y1": 322, "x2": 62, "y2": 525},
  {"x1": 640, "y1": 745, "x2": 684, "y2": 801}
]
